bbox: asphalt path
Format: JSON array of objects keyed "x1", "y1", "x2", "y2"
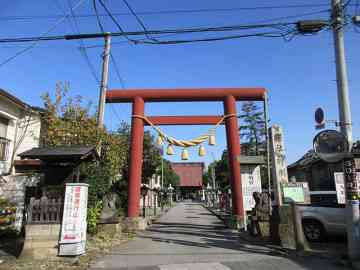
[{"x1": 91, "y1": 202, "x2": 349, "y2": 270}]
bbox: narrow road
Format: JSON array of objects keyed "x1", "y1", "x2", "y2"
[{"x1": 91, "y1": 202, "x2": 348, "y2": 270}]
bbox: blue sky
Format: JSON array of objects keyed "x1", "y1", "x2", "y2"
[{"x1": 0, "y1": 0, "x2": 359, "y2": 166}]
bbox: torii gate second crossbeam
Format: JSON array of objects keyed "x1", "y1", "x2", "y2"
[{"x1": 106, "y1": 88, "x2": 266, "y2": 229}]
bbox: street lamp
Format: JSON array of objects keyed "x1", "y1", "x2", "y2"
[
  {"x1": 153, "y1": 183, "x2": 161, "y2": 216},
  {"x1": 227, "y1": 188, "x2": 232, "y2": 212},
  {"x1": 140, "y1": 183, "x2": 149, "y2": 218},
  {"x1": 168, "y1": 184, "x2": 174, "y2": 207}
]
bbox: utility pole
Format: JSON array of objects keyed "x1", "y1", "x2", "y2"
[
  {"x1": 331, "y1": 0, "x2": 359, "y2": 261},
  {"x1": 332, "y1": 0, "x2": 352, "y2": 145},
  {"x1": 97, "y1": 33, "x2": 111, "y2": 128}
]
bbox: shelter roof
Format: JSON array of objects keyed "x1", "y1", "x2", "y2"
[{"x1": 18, "y1": 146, "x2": 99, "y2": 163}]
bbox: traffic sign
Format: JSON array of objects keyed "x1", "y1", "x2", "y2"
[{"x1": 315, "y1": 107, "x2": 325, "y2": 129}]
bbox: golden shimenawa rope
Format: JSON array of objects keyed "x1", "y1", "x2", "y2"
[{"x1": 132, "y1": 114, "x2": 236, "y2": 148}]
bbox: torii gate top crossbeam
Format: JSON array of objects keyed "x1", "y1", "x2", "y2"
[
  {"x1": 146, "y1": 115, "x2": 224, "y2": 126},
  {"x1": 106, "y1": 88, "x2": 266, "y2": 103}
]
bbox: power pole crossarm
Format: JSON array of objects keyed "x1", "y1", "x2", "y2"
[{"x1": 97, "y1": 33, "x2": 111, "y2": 128}]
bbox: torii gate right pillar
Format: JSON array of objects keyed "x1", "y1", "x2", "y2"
[{"x1": 224, "y1": 95, "x2": 245, "y2": 229}]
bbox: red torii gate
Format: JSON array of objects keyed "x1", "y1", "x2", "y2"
[{"x1": 106, "y1": 88, "x2": 266, "y2": 228}]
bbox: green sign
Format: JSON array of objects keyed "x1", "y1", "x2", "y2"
[{"x1": 283, "y1": 186, "x2": 305, "y2": 203}]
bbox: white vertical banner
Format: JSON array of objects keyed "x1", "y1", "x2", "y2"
[
  {"x1": 241, "y1": 165, "x2": 262, "y2": 211},
  {"x1": 269, "y1": 125, "x2": 289, "y2": 206},
  {"x1": 59, "y1": 183, "x2": 89, "y2": 256}
]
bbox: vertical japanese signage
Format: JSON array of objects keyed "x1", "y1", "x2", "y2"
[
  {"x1": 59, "y1": 183, "x2": 88, "y2": 256},
  {"x1": 269, "y1": 125, "x2": 289, "y2": 206},
  {"x1": 343, "y1": 158, "x2": 359, "y2": 200},
  {"x1": 334, "y1": 172, "x2": 346, "y2": 204}
]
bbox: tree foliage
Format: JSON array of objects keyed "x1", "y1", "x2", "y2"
[
  {"x1": 204, "y1": 150, "x2": 230, "y2": 190},
  {"x1": 162, "y1": 159, "x2": 180, "y2": 188},
  {"x1": 41, "y1": 83, "x2": 128, "y2": 207},
  {"x1": 239, "y1": 101, "x2": 265, "y2": 155}
]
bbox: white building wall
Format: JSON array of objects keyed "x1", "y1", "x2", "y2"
[
  {"x1": 15, "y1": 116, "x2": 41, "y2": 159},
  {"x1": 0, "y1": 95, "x2": 42, "y2": 175}
]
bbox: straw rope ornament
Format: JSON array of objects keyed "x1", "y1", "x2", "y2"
[{"x1": 132, "y1": 114, "x2": 236, "y2": 159}]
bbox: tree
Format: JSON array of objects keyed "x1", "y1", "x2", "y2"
[
  {"x1": 41, "y1": 83, "x2": 128, "y2": 208},
  {"x1": 214, "y1": 150, "x2": 230, "y2": 189},
  {"x1": 204, "y1": 150, "x2": 230, "y2": 190},
  {"x1": 142, "y1": 131, "x2": 162, "y2": 184},
  {"x1": 238, "y1": 101, "x2": 265, "y2": 156},
  {"x1": 162, "y1": 159, "x2": 180, "y2": 188}
]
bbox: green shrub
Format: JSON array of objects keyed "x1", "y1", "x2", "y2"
[{"x1": 87, "y1": 200, "x2": 102, "y2": 235}]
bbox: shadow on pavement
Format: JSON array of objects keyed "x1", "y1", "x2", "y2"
[
  {"x1": 144, "y1": 221, "x2": 287, "y2": 257},
  {"x1": 142, "y1": 220, "x2": 349, "y2": 269}
]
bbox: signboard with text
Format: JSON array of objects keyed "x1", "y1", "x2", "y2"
[
  {"x1": 269, "y1": 125, "x2": 289, "y2": 206},
  {"x1": 282, "y1": 182, "x2": 310, "y2": 204},
  {"x1": 241, "y1": 165, "x2": 262, "y2": 211},
  {"x1": 343, "y1": 158, "x2": 359, "y2": 200},
  {"x1": 59, "y1": 183, "x2": 89, "y2": 256}
]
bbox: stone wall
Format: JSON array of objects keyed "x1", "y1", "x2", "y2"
[
  {"x1": 0, "y1": 173, "x2": 41, "y2": 232},
  {"x1": 22, "y1": 224, "x2": 60, "y2": 259}
]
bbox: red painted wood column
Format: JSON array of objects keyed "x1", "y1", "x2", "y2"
[
  {"x1": 127, "y1": 96, "x2": 145, "y2": 218},
  {"x1": 223, "y1": 95, "x2": 244, "y2": 223}
]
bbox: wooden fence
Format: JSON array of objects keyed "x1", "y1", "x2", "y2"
[{"x1": 27, "y1": 196, "x2": 63, "y2": 224}]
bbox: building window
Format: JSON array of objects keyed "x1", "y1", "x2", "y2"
[{"x1": 0, "y1": 116, "x2": 10, "y2": 161}]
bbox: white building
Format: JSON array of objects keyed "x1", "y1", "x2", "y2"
[{"x1": 0, "y1": 88, "x2": 43, "y2": 175}]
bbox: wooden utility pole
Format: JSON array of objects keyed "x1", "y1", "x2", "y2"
[{"x1": 97, "y1": 33, "x2": 111, "y2": 128}]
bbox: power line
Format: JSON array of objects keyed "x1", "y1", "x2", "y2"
[
  {"x1": 93, "y1": 0, "x2": 105, "y2": 33},
  {"x1": 0, "y1": 0, "x2": 87, "y2": 68},
  {"x1": 66, "y1": 0, "x2": 101, "y2": 84},
  {"x1": 121, "y1": 0, "x2": 157, "y2": 42},
  {"x1": 0, "y1": 21, "x2": 299, "y2": 44},
  {"x1": 0, "y1": 4, "x2": 342, "y2": 22},
  {"x1": 97, "y1": 0, "x2": 136, "y2": 44},
  {"x1": 93, "y1": 0, "x2": 127, "y2": 87},
  {"x1": 140, "y1": 31, "x2": 298, "y2": 45}
]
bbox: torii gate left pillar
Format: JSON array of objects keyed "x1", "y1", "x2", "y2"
[{"x1": 106, "y1": 88, "x2": 266, "y2": 230}]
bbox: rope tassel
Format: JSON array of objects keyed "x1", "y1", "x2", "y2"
[
  {"x1": 156, "y1": 135, "x2": 163, "y2": 145},
  {"x1": 166, "y1": 144, "x2": 175, "y2": 155},
  {"x1": 181, "y1": 148, "x2": 189, "y2": 160},
  {"x1": 198, "y1": 145, "x2": 206, "y2": 157}
]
